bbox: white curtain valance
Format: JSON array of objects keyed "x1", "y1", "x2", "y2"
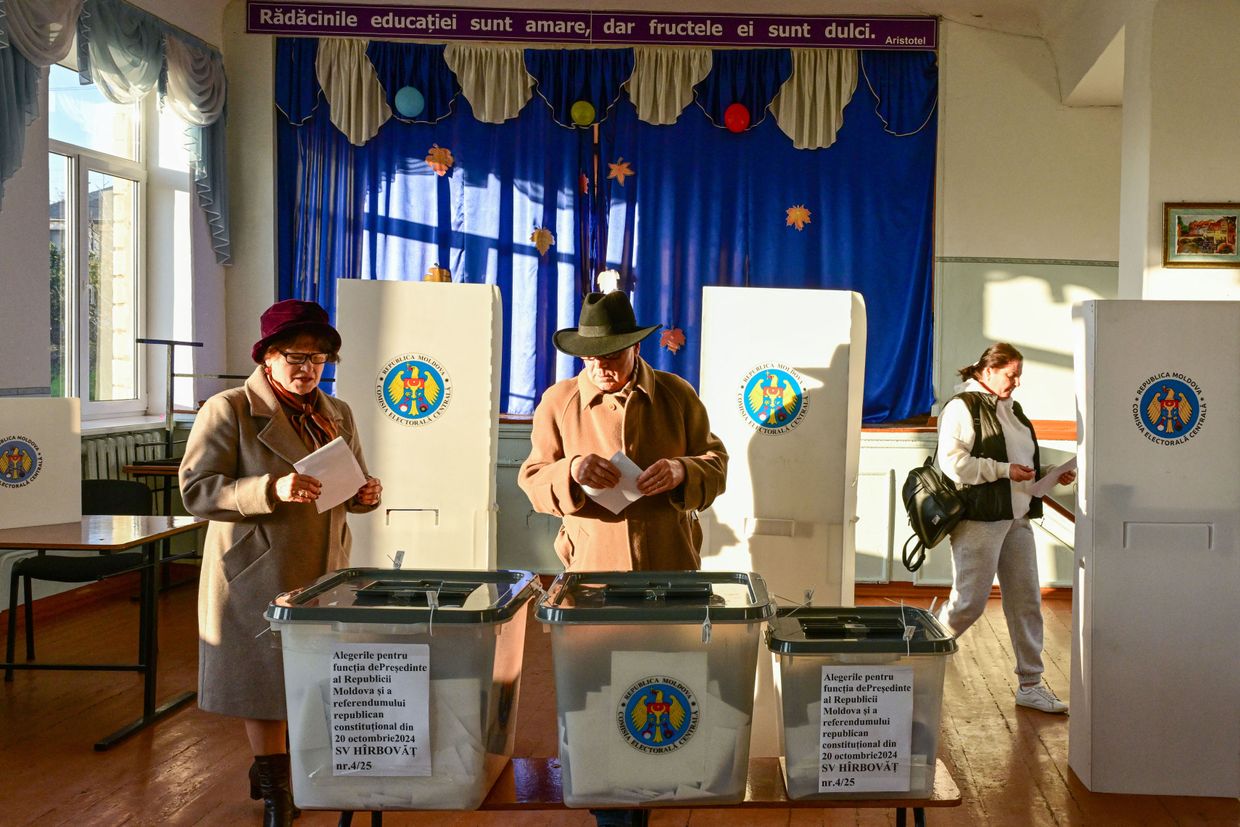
[
  {"x1": 0, "y1": 0, "x2": 82, "y2": 66},
  {"x1": 78, "y1": 0, "x2": 162, "y2": 104},
  {"x1": 163, "y1": 35, "x2": 225, "y2": 127},
  {"x1": 444, "y1": 43, "x2": 532, "y2": 125},
  {"x1": 316, "y1": 37, "x2": 391, "y2": 146},
  {"x1": 625, "y1": 46, "x2": 711, "y2": 126},
  {"x1": 771, "y1": 48, "x2": 858, "y2": 150}
]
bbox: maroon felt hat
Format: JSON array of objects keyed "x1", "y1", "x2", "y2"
[{"x1": 251, "y1": 300, "x2": 342, "y2": 363}]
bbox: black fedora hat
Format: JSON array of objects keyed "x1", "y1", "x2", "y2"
[{"x1": 553, "y1": 292, "x2": 661, "y2": 357}]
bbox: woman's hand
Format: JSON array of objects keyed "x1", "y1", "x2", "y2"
[
  {"x1": 274, "y1": 473, "x2": 321, "y2": 503},
  {"x1": 637, "y1": 458, "x2": 686, "y2": 496},
  {"x1": 1009, "y1": 464, "x2": 1036, "y2": 482},
  {"x1": 571, "y1": 454, "x2": 621, "y2": 489},
  {"x1": 355, "y1": 476, "x2": 382, "y2": 506},
  {"x1": 1057, "y1": 469, "x2": 1077, "y2": 486}
]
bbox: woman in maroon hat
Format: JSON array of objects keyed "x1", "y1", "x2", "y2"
[{"x1": 180, "y1": 299, "x2": 382, "y2": 826}]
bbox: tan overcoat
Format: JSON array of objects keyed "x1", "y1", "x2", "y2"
[
  {"x1": 180, "y1": 367, "x2": 376, "y2": 719},
  {"x1": 518, "y1": 358, "x2": 727, "y2": 571}
]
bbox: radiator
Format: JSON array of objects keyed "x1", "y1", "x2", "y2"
[{"x1": 81, "y1": 430, "x2": 168, "y2": 480}]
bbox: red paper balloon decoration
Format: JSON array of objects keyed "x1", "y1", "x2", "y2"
[{"x1": 724, "y1": 103, "x2": 750, "y2": 133}]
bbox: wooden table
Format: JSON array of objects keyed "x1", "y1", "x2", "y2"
[
  {"x1": 0, "y1": 515, "x2": 206, "y2": 750},
  {"x1": 341, "y1": 757, "x2": 960, "y2": 826}
]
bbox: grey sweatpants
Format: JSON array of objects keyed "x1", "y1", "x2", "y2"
[{"x1": 936, "y1": 517, "x2": 1044, "y2": 683}]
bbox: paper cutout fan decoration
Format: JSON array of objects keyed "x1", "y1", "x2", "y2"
[
  {"x1": 786, "y1": 204, "x2": 812, "y2": 231},
  {"x1": 660, "y1": 327, "x2": 686, "y2": 354},
  {"x1": 531, "y1": 227, "x2": 555, "y2": 256},
  {"x1": 426, "y1": 144, "x2": 454, "y2": 176},
  {"x1": 608, "y1": 157, "x2": 635, "y2": 186}
]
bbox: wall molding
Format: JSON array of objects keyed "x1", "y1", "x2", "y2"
[{"x1": 937, "y1": 256, "x2": 1118, "y2": 267}]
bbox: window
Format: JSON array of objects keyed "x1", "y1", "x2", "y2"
[{"x1": 48, "y1": 63, "x2": 146, "y2": 416}]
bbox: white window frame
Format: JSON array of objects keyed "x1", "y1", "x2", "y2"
[{"x1": 49, "y1": 104, "x2": 149, "y2": 419}]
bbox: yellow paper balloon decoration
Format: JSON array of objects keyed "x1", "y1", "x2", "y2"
[{"x1": 570, "y1": 100, "x2": 596, "y2": 127}]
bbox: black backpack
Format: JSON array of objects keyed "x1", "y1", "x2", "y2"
[{"x1": 900, "y1": 457, "x2": 965, "y2": 571}]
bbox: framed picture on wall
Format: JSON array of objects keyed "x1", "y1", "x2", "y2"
[{"x1": 1163, "y1": 202, "x2": 1240, "y2": 267}]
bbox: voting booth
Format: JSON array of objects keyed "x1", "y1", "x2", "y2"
[
  {"x1": 697, "y1": 287, "x2": 866, "y2": 756},
  {"x1": 1070, "y1": 300, "x2": 1239, "y2": 797},
  {"x1": 0, "y1": 398, "x2": 81, "y2": 529},
  {"x1": 335, "y1": 281, "x2": 502, "y2": 570}
]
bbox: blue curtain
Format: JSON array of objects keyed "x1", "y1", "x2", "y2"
[
  {"x1": 277, "y1": 40, "x2": 937, "y2": 422},
  {"x1": 0, "y1": 42, "x2": 40, "y2": 211},
  {"x1": 598, "y1": 50, "x2": 937, "y2": 423},
  {"x1": 277, "y1": 39, "x2": 591, "y2": 413}
]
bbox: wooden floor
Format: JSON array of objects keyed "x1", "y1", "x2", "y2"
[{"x1": 2, "y1": 578, "x2": 1236, "y2": 826}]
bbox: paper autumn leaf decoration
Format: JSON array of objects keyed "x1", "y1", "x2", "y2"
[
  {"x1": 608, "y1": 157, "x2": 635, "y2": 186},
  {"x1": 531, "y1": 227, "x2": 555, "y2": 256},
  {"x1": 786, "y1": 204, "x2": 811, "y2": 231},
  {"x1": 660, "y1": 327, "x2": 686, "y2": 354},
  {"x1": 426, "y1": 144, "x2": 454, "y2": 176}
]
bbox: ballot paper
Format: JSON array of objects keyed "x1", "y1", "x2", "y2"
[
  {"x1": 580, "y1": 451, "x2": 645, "y2": 515},
  {"x1": 293, "y1": 436, "x2": 367, "y2": 513},
  {"x1": 1029, "y1": 456, "x2": 1077, "y2": 498}
]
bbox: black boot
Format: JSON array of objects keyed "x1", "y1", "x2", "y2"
[
  {"x1": 250, "y1": 760, "x2": 301, "y2": 817},
  {"x1": 253, "y1": 753, "x2": 296, "y2": 827}
]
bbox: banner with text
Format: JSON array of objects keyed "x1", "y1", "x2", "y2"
[{"x1": 248, "y1": 2, "x2": 937, "y2": 49}]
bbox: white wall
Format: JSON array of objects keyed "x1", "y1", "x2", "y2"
[
  {"x1": 1141, "y1": 0, "x2": 1240, "y2": 300},
  {"x1": 935, "y1": 21, "x2": 1122, "y2": 418}
]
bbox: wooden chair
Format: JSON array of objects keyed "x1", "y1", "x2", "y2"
[{"x1": 5, "y1": 480, "x2": 152, "y2": 681}]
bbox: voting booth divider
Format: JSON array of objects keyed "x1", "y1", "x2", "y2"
[
  {"x1": 0, "y1": 398, "x2": 81, "y2": 530},
  {"x1": 1070, "y1": 300, "x2": 1239, "y2": 797},
  {"x1": 335, "y1": 280, "x2": 502, "y2": 570},
  {"x1": 696, "y1": 286, "x2": 866, "y2": 756}
]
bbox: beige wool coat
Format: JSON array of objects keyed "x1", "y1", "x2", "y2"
[
  {"x1": 518, "y1": 358, "x2": 727, "y2": 571},
  {"x1": 180, "y1": 367, "x2": 376, "y2": 720}
]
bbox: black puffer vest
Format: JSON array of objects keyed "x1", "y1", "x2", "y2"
[{"x1": 954, "y1": 391, "x2": 1042, "y2": 521}]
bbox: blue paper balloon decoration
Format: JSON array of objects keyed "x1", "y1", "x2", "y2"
[
  {"x1": 570, "y1": 100, "x2": 596, "y2": 126},
  {"x1": 394, "y1": 86, "x2": 426, "y2": 118}
]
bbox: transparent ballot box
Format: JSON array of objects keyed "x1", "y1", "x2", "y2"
[
  {"x1": 767, "y1": 606, "x2": 956, "y2": 799},
  {"x1": 266, "y1": 568, "x2": 537, "y2": 810},
  {"x1": 536, "y1": 571, "x2": 773, "y2": 808}
]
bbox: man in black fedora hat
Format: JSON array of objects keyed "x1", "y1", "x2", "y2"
[{"x1": 519, "y1": 291, "x2": 727, "y2": 574}]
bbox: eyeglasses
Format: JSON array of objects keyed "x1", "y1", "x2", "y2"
[{"x1": 279, "y1": 351, "x2": 335, "y2": 365}]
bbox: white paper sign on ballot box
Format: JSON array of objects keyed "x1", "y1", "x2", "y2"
[
  {"x1": 818, "y1": 665, "x2": 913, "y2": 793},
  {"x1": 329, "y1": 643, "x2": 430, "y2": 777},
  {"x1": 335, "y1": 280, "x2": 502, "y2": 570}
]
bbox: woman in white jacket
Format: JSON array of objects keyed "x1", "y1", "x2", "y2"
[{"x1": 935, "y1": 343, "x2": 1076, "y2": 713}]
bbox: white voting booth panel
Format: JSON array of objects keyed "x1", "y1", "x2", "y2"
[
  {"x1": 335, "y1": 281, "x2": 501, "y2": 570},
  {"x1": 698, "y1": 287, "x2": 866, "y2": 757},
  {"x1": 0, "y1": 398, "x2": 81, "y2": 529},
  {"x1": 1071, "y1": 300, "x2": 1239, "y2": 797}
]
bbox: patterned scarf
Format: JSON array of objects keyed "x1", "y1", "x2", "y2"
[{"x1": 264, "y1": 368, "x2": 339, "y2": 450}]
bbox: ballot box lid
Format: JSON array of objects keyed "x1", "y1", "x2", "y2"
[
  {"x1": 766, "y1": 606, "x2": 957, "y2": 655},
  {"x1": 536, "y1": 570, "x2": 773, "y2": 624},
  {"x1": 266, "y1": 567, "x2": 538, "y2": 625}
]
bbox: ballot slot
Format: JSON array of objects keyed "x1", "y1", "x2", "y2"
[
  {"x1": 799, "y1": 616, "x2": 907, "y2": 641},
  {"x1": 600, "y1": 582, "x2": 714, "y2": 603},
  {"x1": 353, "y1": 579, "x2": 479, "y2": 608}
]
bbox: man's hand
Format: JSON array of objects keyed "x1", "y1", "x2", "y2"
[
  {"x1": 571, "y1": 454, "x2": 621, "y2": 489},
  {"x1": 637, "y1": 458, "x2": 685, "y2": 496}
]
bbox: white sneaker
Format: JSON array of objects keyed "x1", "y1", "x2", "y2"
[{"x1": 1016, "y1": 682, "x2": 1068, "y2": 714}]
